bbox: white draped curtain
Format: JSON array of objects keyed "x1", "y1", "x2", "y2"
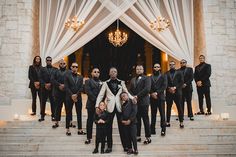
[{"x1": 40, "y1": 0, "x2": 194, "y2": 65}]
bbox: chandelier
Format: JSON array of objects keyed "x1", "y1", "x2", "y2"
[
  {"x1": 150, "y1": 16, "x2": 170, "y2": 32},
  {"x1": 108, "y1": 19, "x2": 128, "y2": 47},
  {"x1": 65, "y1": 2, "x2": 84, "y2": 32},
  {"x1": 65, "y1": 16, "x2": 84, "y2": 32}
]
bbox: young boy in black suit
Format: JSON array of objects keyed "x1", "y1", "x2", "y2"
[
  {"x1": 120, "y1": 92, "x2": 138, "y2": 155},
  {"x1": 93, "y1": 102, "x2": 109, "y2": 154}
]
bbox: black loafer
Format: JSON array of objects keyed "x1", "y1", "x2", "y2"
[
  {"x1": 190, "y1": 117, "x2": 194, "y2": 121},
  {"x1": 180, "y1": 123, "x2": 184, "y2": 129},
  {"x1": 195, "y1": 111, "x2": 205, "y2": 115},
  {"x1": 85, "y1": 139, "x2": 91, "y2": 144},
  {"x1": 92, "y1": 149, "x2": 98, "y2": 154},
  {"x1": 38, "y1": 118, "x2": 44, "y2": 122},
  {"x1": 143, "y1": 138, "x2": 151, "y2": 144},
  {"x1": 52, "y1": 123, "x2": 59, "y2": 128},
  {"x1": 78, "y1": 130, "x2": 86, "y2": 135},
  {"x1": 69, "y1": 123, "x2": 76, "y2": 128},
  {"x1": 105, "y1": 148, "x2": 112, "y2": 153},
  {"x1": 166, "y1": 123, "x2": 171, "y2": 127},
  {"x1": 66, "y1": 131, "x2": 71, "y2": 136},
  {"x1": 205, "y1": 112, "x2": 212, "y2": 115},
  {"x1": 133, "y1": 150, "x2": 139, "y2": 155},
  {"x1": 30, "y1": 112, "x2": 36, "y2": 116}
]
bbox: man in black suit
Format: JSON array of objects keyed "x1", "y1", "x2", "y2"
[
  {"x1": 38, "y1": 56, "x2": 57, "y2": 122},
  {"x1": 130, "y1": 65, "x2": 151, "y2": 144},
  {"x1": 179, "y1": 59, "x2": 194, "y2": 121},
  {"x1": 52, "y1": 59, "x2": 68, "y2": 128},
  {"x1": 84, "y1": 68, "x2": 102, "y2": 144},
  {"x1": 95, "y1": 67, "x2": 135, "y2": 153},
  {"x1": 194, "y1": 55, "x2": 212, "y2": 115},
  {"x1": 150, "y1": 63, "x2": 167, "y2": 136},
  {"x1": 64, "y1": 62, "x2": 86, "y2": 136},
  {"x1": 28, "y1": 56, "x2": 42, "y2": 116},
  {"x1": 165, "y1": 61, "x2": 184, "y2": 128}
]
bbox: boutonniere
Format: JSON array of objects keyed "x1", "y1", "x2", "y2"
[{"x1": 118, "y1": 84, "x2": 122, "y2": 89}]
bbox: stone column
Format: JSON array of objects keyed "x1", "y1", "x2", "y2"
[{"x1": 194, "y1": 0, "x2": 207, "y2": 66}]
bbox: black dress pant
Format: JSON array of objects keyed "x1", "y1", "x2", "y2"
[
  {"x1": 65, "y1": 98, "x2": 82, "y2": 129},
  {"x1": 182, "y1": 88, "x2": 193, "y2": 117},
  {"x1": 137, "y1": 105, "x2": 151, "y2": 138},
  {"x1": 95, "y1": 126, "x2": 107, "y2": 151},
  {"x1": 197, "y1": 86, "x2": 211, "y2": 112},
  {"x1": 166, "y1": 93, "x2": 184, "y2": 123},
  {"x1": 54, "y1": 92, "x2": 66, "y2": 121},
  {"x1": 107, "y1": 107, "x2": 125, "y2": 149},
  {"x1": 86, "y1": 107, "x2": 95, "y2": 139},
  {"x1": 150, "y1": 98, "x2": 166, "y2": 132},
  {"x1": 40, "y1": 88, "x2": 55, "y2": 118},
  {"x1": 30, "y1": 87, "x2": 41, "y2": 113},
  {"x1": 123, "y1": 124, "x2": 137, "y2": 151}
]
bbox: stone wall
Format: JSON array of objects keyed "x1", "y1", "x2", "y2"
[
  {"x1": 202, "y1": 0, "x2": 236, "y2": 117},
  {"x1": 0, "y1": 0, "x2": 38, "y2": 105}
]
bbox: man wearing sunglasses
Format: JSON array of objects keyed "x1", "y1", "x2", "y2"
[
  {"x1": 39, "y1": 56, "x2": 57, "y2": 122},
  {"x1": 84, "y1": 68, "x2": 102, "y2": 144},
  {"x1": 179, "y1": 59, "x2": 194, "y2": 121},
  {"x1": 64, "y1": 62, "x2": 86, "y2": 136},
  {"x1": 150, "y1": 63, "x2": 167, "y2": 136},
  {"x1": 165, "y1": 61, "x2": 184, "y2": 128},
  {"x1": 52, "y1": 59, "x2": 68, "y2": 128}
]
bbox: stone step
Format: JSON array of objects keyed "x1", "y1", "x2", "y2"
[{"x1": 0, "y1": 143, "x2": 235, "y2": 152}]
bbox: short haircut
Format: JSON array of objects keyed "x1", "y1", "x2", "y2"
[
  {"x1": 46, "y1": 56, "x2": 52, "y2": 60},
  {"x1": 136, "y1": 64, "x2": 144, "y2": 68},
  {"x1": 199, "y1": 55, "x2": 205, "y2": 58},
  {"x1": 120, "y1": 91, "x2": 128, "y2": 98}
]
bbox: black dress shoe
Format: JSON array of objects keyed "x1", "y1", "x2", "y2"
[
  {"x1": 38, "y1": 118, "x2": 44, "y2": 122},
  {"x1": 143, "y1": 138, "x2": 151, "y2": 144},
  {"x1": 51, "y1": 117, "x2": 56, "y2": 121},
  {"x1": 66, "y1": 131, "x2": 71, "y2": 136},
  {"x1": 85, "y1": 139, "x2": 91, "y2": 144},
  {"x1": 161, "y1": 129, "x2": 166, "y2": 136},
  {"x1": 123, "y1": 147, "x2": 128, "y2": 152},
  {"x1": 127, "y1": 149, "x2": 133, "y2": 155},
  {"x1": 133, "y1": 150, "x2": 139, "y2": 155},
  {"x1": 92, "y1": 149, "x2": 98, "y2": 154},
  {"x1": 30, "y1": 112, "x2": 36, "y2": 116},
  {"x1": 195, "y1": 111, "x2": 205, "y2": 115},
  {"x1": 105, "y1": 148, "x2": 112, "y2": 153},
  {"x1": 190, "y1": 117, "x2": 194, "y2": 121},
  {"x1": 180, "y1": 123, "x2": 184, "y2": 129},
  {"x1": 78, "y1": 130, "x2": 86, "y2": 135},
  {"x1": 205, "y1": 112, "x2": 212, "y2": 115},
  {"x1": 69, "y1": 123, "x2": 76, "y2": 128},
  {"x1": 166, "y1": 123, "x2": 171, "y2": 127},
  {"x1": 137, "y1": 137, "x2": 141, "y2": 142},
  {"x1": 52, "y1": 123, "x2": 59, "y2": 129}
]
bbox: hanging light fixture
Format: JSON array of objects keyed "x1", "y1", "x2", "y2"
[
  {"x1": 65, "y1": 1, "x2": 85, "y2": 32},
  {"x1": 149, "y1": 0, "x2": 170, "y2": 32},
  {"x1": 108, "y1": 19, "x2": 128, "y2": 47},
  {"x1": 108, "y1": 0, "x2": 128, "y2": 47}
]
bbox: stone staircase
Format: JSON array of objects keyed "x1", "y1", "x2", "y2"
[{"x1": 0, "y1": 115, "x2": 236, "y2": 157}]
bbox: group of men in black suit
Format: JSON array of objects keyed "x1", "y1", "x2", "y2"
[{"x1": 28, "y1": 54, "x2": 212, "y2": 153}]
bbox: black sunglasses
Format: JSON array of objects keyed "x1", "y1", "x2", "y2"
[
  {"x1": 180, "y1": 62, "x2": 186, "y2": 64},
  {"x1": 72, "y1": 66, "x2": 78, "y2": 68},
  {"x1": 46, "y1": 59, "x2": 52, "y2": 62},
  {"x1": 154, "y1": 66, "x2": 160, "y2": 68},
  {"x1": 60, "y1": 63, "x2": 66, "y2": 65},
  {"x1": 94, "y1": 71, "x2": 100, "y2": 73}
]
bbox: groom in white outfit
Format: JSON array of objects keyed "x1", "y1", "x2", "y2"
[{"x1": 95, "y1": 67, "x2": 136, "y2": 153}]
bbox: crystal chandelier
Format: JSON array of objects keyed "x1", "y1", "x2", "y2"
[
  {"x1": 108, "y1": 19, "x2": 128, "y2": 47},
  {"x1": 150, "y1": 16, "x2": 170, "y2": 32},
  {"x1": 149, "y1": 0, "x2": 170, "y2": 32},
  {"x1": 65, "y1": 2, "x2": 84, "y2": 32}
]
